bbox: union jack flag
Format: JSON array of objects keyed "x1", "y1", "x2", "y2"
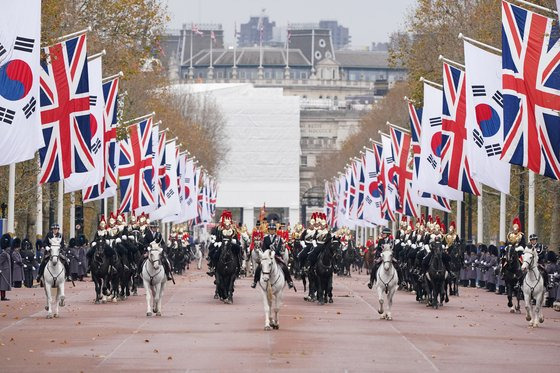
[
  {"x1": 501, "y1": 1, "x2": 560, "y2": 180},
  {"x1": 83, "y1": 76, "x2": 120, "y2": 201},
  {"x1": 118, "y1": 118, "x2": 154, "y2": 213},
  {"x1": 325, "y1": 181, "x2": 337, "y2": 227},
  {"x1": 408, "y1": 102, "x2": 451, "y2": 212},
  {"x1": 347, "y1": 162, "x2": 357, "y2": 220},
  {"x1": 389, "y1": 127, "x2": 419, "y2": 218},
  {"x1": 39, "y1": 34, "x2": 92, "y2": 183},
  {"x1": 440, "y1": 62, "x2": 481, "y2": 195},
  {"x1": 155, "y1": 131, "x2": 167, "y2": 208},
  {"x1": 374, "y1": 143, "x2": 395, "y2": 222},
  {"x1": 356, "y1": 157, "x2": 366, "y2": 220}
]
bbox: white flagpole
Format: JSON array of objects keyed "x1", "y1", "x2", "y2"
[
  {"x1": 311, "y1": 29, "x2": 315, "y2": 77},
  {"x1": 528, "y1": 171, "x2": 535, "y2": 235},
  {"x1": 456, "y1": 200, "x2": 462, "y2": 238},
  {"x1": 499, "y1": 193, "x2": 506, "y2": 243},
  {"x1": 7, "y1": 163, "x2": 15, "y2": 233},
  {"x1": 477, "y1": 192, "x2": 483, "y2": 244},
  {"x1": 70, "y1": 192, "x2": 76, "y2": 238},
  {"x1": 180, "y1": 26, "x2": 186, "y2": 65},
  {"x1": 113, "y1": 194, "x2": 118, "y2": 214},
  {"x1": 210, "y1": 30, "x2": 213, "y2": 69},
  {"x1": 36, "y1": 164, "x2": 43, "y2": 238},
  {"x1": 57, "y1": 182, "x2": 64, "y2": 231},
  {"x1": 190, "y1": 24, "x2": 194, "y2": 70}
]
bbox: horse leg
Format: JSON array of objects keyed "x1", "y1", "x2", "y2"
[
  {"x1": 157, "y1": 282, "x2": 165, "y2": 316},
  {"x1": 523, "y1": 289, "x2": 532, "y2": 324},
  {"x1": 262, "y1": 287, "x2": 272, "y2": 331},
  {"x1": 536, "y1": 291, "x2": 544, "y2": 325},
  {"x1": 44, "y1": 283, "x2": 53, "y2": 319},
  {"x1": 144, "y1": 280, "x2": 153, "y2": 316},
  {"x1": 387, "y1": 287, "x2": 396, "y2": 320},
  {"x1": 507, "y1": 285, "x2": 515, "y2": 312},
  {"x1": 273, "y1": 287, "x2": 283, "y2": 330},
  {"x1": 328, "y1": 275, "x2": 334, "y2": 303},
  {"x1": 58, "y1": 282, "x2": 65, "y2": 308},
  {"x1": 317, "y1": 277, "x2": 324, "y2": 305},
  {"x1": 376, "y1": 286, "x2": 385, "y2": 318}
]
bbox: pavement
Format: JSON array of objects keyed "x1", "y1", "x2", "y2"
[{"x1": 0, "y1": 268, "x2": 559, "y2": 372}]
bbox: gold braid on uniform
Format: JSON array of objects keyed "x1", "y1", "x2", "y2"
[
  {"x1": 507, "y1": 231, "x2": 523, "y2": 246},
  {"x1": 445, "y1": 233, "x2": 457, "y2": 247}
]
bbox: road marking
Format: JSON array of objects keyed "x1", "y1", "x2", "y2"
[
  {"x1": 339, "y1": 282, "x2": 440, "y2": 372},
  {"x1": 97, "y1": 283, "x2": 182, "y2": 367}
]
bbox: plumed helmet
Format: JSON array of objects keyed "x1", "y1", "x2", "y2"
[
  {"x1": 109, "y1": 212, "x2": 117, "y2": 225},
  {"x1": 99, "y1": 215, "x2": 107, "y2": 229},
  {"x1": 512, "y1": 216, "x2": 521, "y2": 230},
  {"x1": 118, "y1": 213, "x2": 125, "y2": 223},
  {"x1": 1, "y1": 234, "x2": 11, "y2": 250},
  {"x1": 130, "y1": 213, "x2": 137, "y2": 224},
  {"x1": 400, "y1": 216, "x2": 408, "y2": 228},
  {"x1": 139, "y1": 212, "x2": 147, "y2": 224},
  {"x1": 219, "y1": 210, "x2": 233, "y2": 229},
  {"x1": 449, "y1": 221, "x2": 456, "y2": 232},
  {"x1": 309, "y1": 212, "x2": 316, "y2": 225}
]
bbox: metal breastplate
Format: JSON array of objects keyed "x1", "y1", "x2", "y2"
[
  {"x1": 507, "y1": 231, "x2": 522, "y2": 245},
  {"x1": 445, "y1": 233, "x2": 456, "y2": 247}
]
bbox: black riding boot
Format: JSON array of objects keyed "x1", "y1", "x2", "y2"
[
  {"x1": 278, "y1": 261, "x2": 295, "y2": 290},
  {"x1": 251, "y1": 265, "x2": 261, "y2": 288},
  {"x1": 163, "y1": 258, "x2": 173, "y2": 281},
  {"x1": 368, "y1": 260, "x2": 381, "y2": 289},
  {"x1": 36, "y1": 256, "x2": 49, "y2": 281}
]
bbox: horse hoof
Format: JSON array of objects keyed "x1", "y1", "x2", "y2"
[
  {"x1": 264, "y1": 325, "x2": 272, "y2": 331},
  {"x1": 272, "y1": 324, "x2": 279, "y2": 330},
  {"x1": 387, "y1": 316, "x2": 392, "y2": 321},
  {"x1": 213, "y1": 294, "x2": 219, "y2": 300},
  {"x1": 101, "y1": 300, "x2": 107, "y2": 304},
  {"x1": 53, "y1": 313, "x2": 59, "y2": 318},
  {"x1": 112, "y1": 298, "x2": 117, "y2": 303},
  {"x1": 509, "y1": 308, "x2": 515, "y2": 313},
  {"x1": 526, "y1": 315, "x2": 531, "y2": 321},
  {"x1": 328, "y1": 298, "x2": 333, "y2": 304},
  {"x1": 46, "y1": 314, "x2": 53, "y2": 319},
  {"x1": 156, "y1": 312, "x2": 162, "y2": 317},
  {"x1": 95, "y1": 300, "x2": 100, "y2": 304},
  {"x1": 147, "y1": 312, "x2": 152, "y2": 317},
  {"x1": 539, "y1": 317, "x2": 544, "y2": 323},
  {"x1": 44, "y1": 306, "x2": 49, "y2": 311},
  {"x1": 516, "y1": 309, "x2": 521, "y2": 314}
]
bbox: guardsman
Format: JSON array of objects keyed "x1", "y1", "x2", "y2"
[
  {"x1": 252, "y1": 222, "x2": 295, "y2": 289},
  {"x1": 0, "y1": 234, "x2": 12, "y2": 300},
  {"x1": 297, "y1": 212, "x2": 319, "y2": 269},
  {"x1": 36, "y1": 224, "x2": 69, "y2": 282},
  {"x1": 506, "y1": 216, "x2": 526, "y2": 249},
  {"x1": 527, "y1": 234, "x2": 549, "y2": 289},
  {"x1": 445, "y1": 221, "x2": 460, "y2": 248}
]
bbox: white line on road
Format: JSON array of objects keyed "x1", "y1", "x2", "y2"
[{"x1": 339, "y1": 282, "x2": 440, "y2": 373}]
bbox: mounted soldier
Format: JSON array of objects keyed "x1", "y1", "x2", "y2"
[
  {"x1": 506, "y1": 216, "x2": 526, "y2": 250},
  {"x1": 296, "y1": 212, "x2": 319, "y2": 269},
  {"x1": 36, "y1": 224, "x2": 69, "y2": 282},
  {"x1": 527, "y1": 233, "x2": 549, "y2": 289},
  {"x1": 368, "y1": 227, "x2": 403, "y2": 289},
  {"x1": 251, "y1": 221, "x2": 295, "y2": 290}
]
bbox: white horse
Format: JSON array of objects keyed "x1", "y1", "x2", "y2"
[
  {"x1": 43, "y1": 237, "x2": 66, "y2": 319},
  {"x1": 142, "y1": 243, "x2": 167, "y2": 316},
  {"x1": 258, "y1": 249, "x2": 286, "y2": 331},
  {"x1": 376, "y1": 249, "x2": 398, "y2": 320},
  {"x1": 521, "y1": 248, "x2": 545, "y2": 328},
  {"x1": 192, "y1": 243, "x2": 203, "y2": 270}
]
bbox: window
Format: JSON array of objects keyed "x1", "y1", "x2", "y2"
[
  {"x1": 300, "y1": 156, "x2": 307, "y2": 166},
  {"x1": 217, "y1": 71, "x2": 224, "y2": 79},
  {"x1": 300, "y1": 71, "x2": 308, "y2": 79}
]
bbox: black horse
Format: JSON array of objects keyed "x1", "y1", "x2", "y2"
[
  {"x1": 215, "y1": 240, "x2": 240, "y2": 304},
  {"x1": 447, "y1": 244, "x2": 464, "y2": 296},
  {"x1": 339, "y1": 241, "x2": 356, "y2": 277},
  {"x1": 500, "y1": 245, "x2": 522, "y2": 313},
  {"x1": 426, "y1": 243, "x2": 448, "y2": 309},
  {"x1": 314, "y1": 238, "x2": 341, "y2": 305},
  {"x1": 88, "y1": 237, "x2": 113, "y2": 303}
]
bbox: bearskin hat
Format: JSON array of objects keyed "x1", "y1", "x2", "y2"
[
  {"x1": 22, "y1": 238, "x2": 32, "y2": 251},
  {"x1": 1, "y1": 233, "x2": 12, "y2": 250},
  {"x1": 11, "y1": 237, "x2": 21, "y2": 249},
  {"x1": 69, "y1": 238, "x2": 76, "y2": 248}
]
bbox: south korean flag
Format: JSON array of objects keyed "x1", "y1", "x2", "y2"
[
  {"x1": 0, "y1": 1, "x2": 44, "y2": 165},
  {"x1": 464, "y1": 40, "x2": 510, "y2": 194}
]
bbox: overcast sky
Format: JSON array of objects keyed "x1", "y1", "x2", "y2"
[{"x1": 163, "y1": 0, "x2": 416, "y2": 48}]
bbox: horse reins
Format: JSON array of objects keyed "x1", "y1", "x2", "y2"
[
  {"x1": 145, "y1": 254, "x2": 162, "y2": 286},
  {"x1": 524, "y1": 252, "x2": 541, "y2": 301},
  {"x1": 379, "y1": 259, "x2": 395, "y2": 294},
  {"x1": 47, "y1": 254, "x2": 64, "y2": 287}
]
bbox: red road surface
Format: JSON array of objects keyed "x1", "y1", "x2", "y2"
[{"x1": 0, "y1": 269, "x2": 559, "y2": 372}]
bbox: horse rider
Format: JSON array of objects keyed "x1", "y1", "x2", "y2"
[
  {"x1": 206, "y1": 210, "x2": 236, "y2": 277},
  {"x1": 368, "y1": 227, "x2": 403, "y2": 289},
  {"x1": 139, "y1": 221, "x2": 173, "y2": 281},
  {"x1": 506, "y1": 216, "x2": 526, "y2": 250},
  {"x1": 296, "y1": 212, "x2": 319, "y2": 269},
  {"x1": 527, "y1": 233, "x2": 549, "y2": 289},
  {"x1": 252, "y1": 222, "x2": 295, "y2": 290},
  {"x1": 36, "y1": 224, "x2": 70, "y2": 282},
  {"x1": 304, "y1": 213, "x2": 332, "y2": 270},
  {"x1": 444, "y1": 221, "x2": 460, "y2": 248}
]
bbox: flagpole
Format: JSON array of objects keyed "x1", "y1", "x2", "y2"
[
  {"x1": 103, "y1": 197, "x2": 108, "y2": 218},
  {"x1": 419, "y1": 77, "x2": 443, "y2": 89},
  {"x1": 57, "y1": 181, "x2": 64, "y2": 232},
  {"x1": 54, "y1": 26, "x2": 91, "y2": 43},
  {"x1": 528, "y1": 171, "x2": 535, "y2": 235},
  {"x1": 36, "y1": 159, "x2": 43, "y2": 238},
  {"x1": 456, "y1": 200, "x2": 462, "y2": 238},
  {"x1": 87, "y1": 50, "x2": 106, "y2": 62},
  {"x1": 102, "y1": 71, "x2": 123, "y2": 84},
  {"x1": 386, "y1": 121, "x2": 410, "y2": 134},
  {"x1": 512, "y1": 0, "x2": 558, "y2": 16},
  {"x1": 7, "y1": 163, "x2": 15, "y2": 233},
  {"x1": 458, "y1": 34, "x2": 502, "y2": 55},
  {"x1": 189, "y1": 23, "x2": 194, "y2": 80},
  {"x1": 123, "y1": 112, "x2": 156, "y2": 125},
  {"x1": 499, "y1": 192, "x2": 506, "y2": 242},
  {"x1": 477, "y1": 191, "x2": 483, "y2": 244},
  {"x1": 438, "y1": 55, "x2": 465, "y2": 70}
]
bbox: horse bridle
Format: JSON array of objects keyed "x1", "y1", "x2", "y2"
[
  {"x1": 260, "y1": 257, "x2": 281, "y2": 288},
  {"x1": 379, "y1": 254, "x2": 395, "y2": 294}
]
